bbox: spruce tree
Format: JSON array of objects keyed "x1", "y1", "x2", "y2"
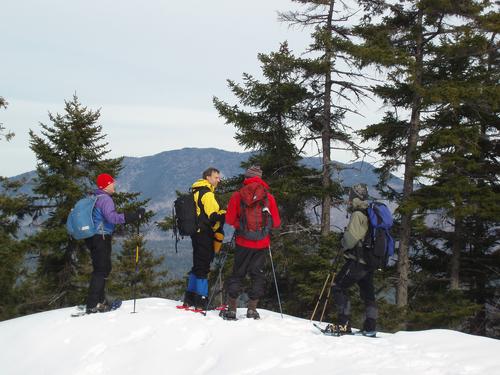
[
  {"x1": 26, "y1": 95, "x2": 171, "y2": 314},
  {"x1": 26, "y1": 95, "x2": 122, "y2": 311},
  {"x1": 214, "y1": 43, "x2": 341, "y2": 317},
  {"x1": 356, "y1": 0, "x2": 493, "y2": 309},
  {"x1": 280, "y1": 0, "x2": 371, "y2": 236},
  {"x1": 409, "y1": 26, "x2": 499, "y2": 334}
]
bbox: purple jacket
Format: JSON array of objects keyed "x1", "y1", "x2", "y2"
[{"x1": 93, "y1": 189, "x2": 125, "y2": 235}]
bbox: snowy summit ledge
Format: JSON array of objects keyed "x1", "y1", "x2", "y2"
[{"x1": 0, "y1": 298, "x2": 498, "y2": 375}]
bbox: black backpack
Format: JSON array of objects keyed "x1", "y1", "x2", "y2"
[{"x1": 172, "y1": 187, "x2": 209, "y2": 251}]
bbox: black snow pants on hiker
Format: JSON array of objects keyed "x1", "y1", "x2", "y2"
[
  {"x1": 226, "y1": 245, "x2": 266, "y2": 300},
  {"x1": 332, "y1": 259, "x2": 377, "y2": 330},
  {"x1": 190, "y1": 229, "x2": 215, "y2": 279},
  {"x1": 85, "y1": 234, "x2": 112, "y2": 309}
]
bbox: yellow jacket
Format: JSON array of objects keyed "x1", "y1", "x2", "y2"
[{"x1": 191, "y1": 179, "x2": 226, "y2": 232}]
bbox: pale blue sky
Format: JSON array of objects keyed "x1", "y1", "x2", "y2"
[{"x1": 1, "y1": 0, "x2": 382, "y2": 177}]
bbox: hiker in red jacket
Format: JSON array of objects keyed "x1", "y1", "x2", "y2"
[{"x1": 221, "y1": 165, "x2": 281, "y2": 320}]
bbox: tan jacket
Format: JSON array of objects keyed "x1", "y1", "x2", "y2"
[{"x1": 342, "y1": 198, "x2": 369, "y2": 263}]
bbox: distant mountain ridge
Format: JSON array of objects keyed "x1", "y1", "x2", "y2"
[
  {"x1": 7, "y1": 147, "x2": 402, "y2": 278},
  {"x1": 9, "y1": 147, "x2": 402, "y2": 218}
]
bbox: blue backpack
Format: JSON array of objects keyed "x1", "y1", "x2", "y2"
[
  {"x1": 364, "y1": 202, "x2": 395, "y2": 269},
  {"x1": 66, "y1": 195, "x2": 102, "y2": 240}
]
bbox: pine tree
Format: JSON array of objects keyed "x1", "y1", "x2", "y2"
[
  {"x1": 25, "y1": 95, "x2": 123, "y2": 311},
  {"x1": 356, "y1": 0, "x2": 493, "y2": 309},
  {"x1": 214, "y1": 42, "x2": 342, "y2": 316},
  {"x1": 280, "y1": 0, "x2": 371, "y2": 236},
  {"x1": 409, "y1": 24, "x2": 499, "y2": 334}
]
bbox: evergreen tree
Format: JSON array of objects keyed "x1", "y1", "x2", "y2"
[
  {"x1": 26, "y1": 95, "x2": 167, "y2": 313},
  {"x1": 409, "y1": 26, "x2": 499, "y2": 335},
  {"x1": 280, "y1": 0, "x2": 370, "y2": 236},
  {"x1": 214, "y1": 42, "x2": 341, "y2": 316},
  {"x1": 356, "y1": 0, "x2": 492, "y2": 309},
  {"x1": 26, "y1": 95, "x2": 122, "y2": 311}
]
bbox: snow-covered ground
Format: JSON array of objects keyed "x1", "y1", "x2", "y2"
[{"x1": 0, "y1": 298, "x2": 499, "y2": 375}]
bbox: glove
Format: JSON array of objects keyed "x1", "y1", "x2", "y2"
[
  {"x1": 124, "y1": 207, "x2": 146, "y2": 224},
  {"x1": 213, "y1": 231, "x2": 224, "y2": 254}
]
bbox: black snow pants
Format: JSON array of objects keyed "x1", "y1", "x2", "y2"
[
  {"x1": 85, "y1": 234, "x2": 112, "y2": 309},
  {"x1": 226, "y1": 245, "x2": 267, "y2": 300},
  {"x1": 190, "y1": 230, "x2": 214, "y2": 279},
  {"x1": 331, "y1": 259, "x2": 377, "y2": 326}
]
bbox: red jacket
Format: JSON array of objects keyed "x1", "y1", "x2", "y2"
[{"x1": 226, "y1": 176, "x2": 281, "y2": 249}]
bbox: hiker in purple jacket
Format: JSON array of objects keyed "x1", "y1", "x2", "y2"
[{"x1": 84, "y1": 173, "x2": 145, "y2": 314}]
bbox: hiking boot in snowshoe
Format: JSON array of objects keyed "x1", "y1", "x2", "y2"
[
  {"x1": 361, "y1": 318, "x2": 377, "y2": 337},
  {"x1": 246, "y1": 299, "x2": 260, "y2": 319},
  {"x1": 246, "y1": 309, "x2": 260, "y2": 319},
  {"x1": 182, "y1": 291, "x2": 196, "y2": 308},
  {"x1": 194, "y1": 294, "x2": 208, "y2": 311},
  {"x1": 220, "y1": 297, "x2": 238, "y2": 320},
  {"x1": 219, "y1": 309, "x2": 237, "y2": 320},
  {"x1": 324, "y1": 323, "x2": 352, "y2": 336}
]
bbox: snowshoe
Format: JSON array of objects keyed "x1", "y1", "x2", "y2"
[
  {"x1": 360, "y1": 330, "x2": 377, "y2": 338},
  {"x1": 176, "y1": 303, "x2": 191, "y2": 310},
  {"x1": 313, "y1": 323, "x2": 352, "y2": 336}
]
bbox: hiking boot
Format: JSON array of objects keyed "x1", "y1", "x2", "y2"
[
  {"x1": 246, "y1": 299, "x2": 260, "y2": 319},
  {"x1": 219, "y1": 309, "x2": 237, "y2": 320},
  {"x1": 246, "y1": 309, "x2": 260, "y2": 319},
  {"x1": 361, "y1": 318, "x2": 377, "y2": 337},
  {"x1": 182, "y1": 291, "x2": 196, "y2": 308},
  {"x1": 220, "y1": 297, "x2": 238, "y2": 320},
  {"x1": 363, "y1": 318, "x2": 376, "y2": 332},
  {"x1": 194, "y1": 294, "x2": 208, "y2": 310}
]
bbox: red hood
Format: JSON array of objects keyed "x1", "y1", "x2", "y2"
[{"x1": 243, "y1": 176, "x2": 270, "y2": 189}]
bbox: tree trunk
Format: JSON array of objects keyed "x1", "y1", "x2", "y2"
[
  {"x1": 450, "y1": 215, "x2": 462, "y2": 290},
  {"x1": 320, "y1": 0, "x2": 335, "y2": 237},
  {"x1": 396, "y1": 8, "x2": 423, "y2": 307}
]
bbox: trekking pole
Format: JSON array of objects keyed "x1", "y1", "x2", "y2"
[
  {"x1": 268, "y1": 245, "x2": 283, "y2": 319},
  {"x1": 203, "y1": 247, "x2": 229, "y2": 316},
  {"x1": 319, "y1": 275, "x2": 336, "y2": 324},
  {"x1": 132, "y1": 222, "x2": 140, "y2": 314},
  {"x1": 309, "y1": 272, "x2": 331, "y2": 322},
  {"x1": 317, "y1": 248, "x2": 344, "y2": 323}
]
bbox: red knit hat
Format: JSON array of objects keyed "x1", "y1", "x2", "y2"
[{"x1": 96, "y1": 173, "x2": 115, "y2": 189}]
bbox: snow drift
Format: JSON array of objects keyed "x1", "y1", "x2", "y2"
[{"x1": 0, "y1": 298, "x2": 498, "y2": 375}]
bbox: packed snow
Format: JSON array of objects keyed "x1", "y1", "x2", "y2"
[{"x1": 0, "y1": 298, "x2": 498, "y2": 375}]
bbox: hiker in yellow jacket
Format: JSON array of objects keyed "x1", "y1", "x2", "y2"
[{"x1": 182, "y1": 167, "x2": 226, "y2": 310}]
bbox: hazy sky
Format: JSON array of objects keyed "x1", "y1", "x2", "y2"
[{"x1": 1, "y1": 0, "x2": 383, "y2": 177}]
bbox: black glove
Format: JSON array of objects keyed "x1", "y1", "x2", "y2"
[{"x1": 124, "y1": 207, "x2": 146, "y2": 224}]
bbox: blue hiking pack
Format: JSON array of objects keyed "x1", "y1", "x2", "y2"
[
  {"x1": 66, "y1": 195, "x2": 102, "y2": 240},
  {"x1": 365, "y1": 202, "x2": 395, "y2": 269}
]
